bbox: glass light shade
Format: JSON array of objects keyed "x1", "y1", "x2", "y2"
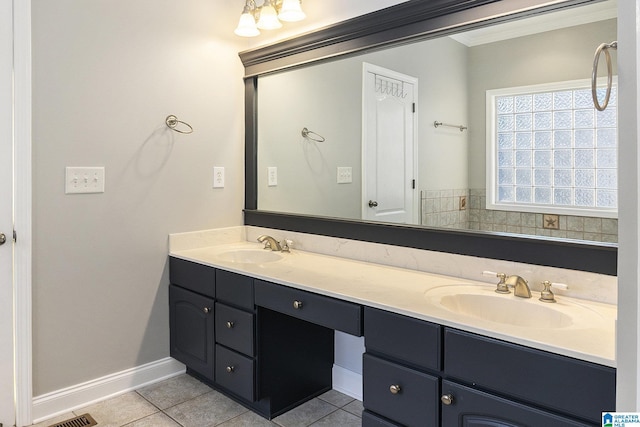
[
  {"x1": 257, "y1": 4, "x2": 282, "y2": 30},
  {"x1": 278, "y1": 0, "x2": 306, "y2": 22},
  {"x1": 234, "y1": 12, "x2": 260, "y2": 37}
]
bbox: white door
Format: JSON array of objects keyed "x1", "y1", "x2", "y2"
[
  {"x1": 362, "y1": 63, "x2": 417, "y2": 224},
  {"x1": 0, "y1": 0, "x2": 15, "y2": 425}
]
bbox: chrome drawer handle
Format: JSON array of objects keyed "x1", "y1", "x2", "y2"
[
  {"x1": 203, "y1": 307, "x2": 211, "y2": 314},
  {"x1": 226, "y1": 321, "x2": 234, "y2": 329},
  {"x1": 226, "y1": 366, "x2": 235, "y2": 373},
  {"x1": 293, "y1": 300, "x2": 303, "y2": 309},
  {"x1": 441, "y1": 394, "x2": 454, "y2": 405},
  {"x1": 389, "y1": 384, "x2": 401, "y2": 395}
]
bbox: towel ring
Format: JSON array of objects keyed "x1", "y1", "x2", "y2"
[
  {"x1": 301, "y1": 127, "x2": 325, "y2": 142},
  {"x1": 591, "y1": 41, "x2": 617, "y2": 111},
  {"x1": 165, "y1": 115, "x2": 194, "y2": 134}
]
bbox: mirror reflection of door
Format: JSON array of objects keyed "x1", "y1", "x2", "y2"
[{"x1": 363, "y1": 63, "x2": 418, "y2": 224}]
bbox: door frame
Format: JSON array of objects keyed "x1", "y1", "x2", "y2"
[
  {"x1": 13, "y1": 0, "x2": 33, "y2": 425},
  {"x1": 361, "y1": 62, "x2": 418, "y2": 224}
]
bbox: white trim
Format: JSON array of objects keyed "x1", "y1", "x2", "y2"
[
  {"x1": 485, "y1": 77, "x2": 619, "y2": 219},
  {"x1": 450, "y1": 0, "x2": 617, "y2": 47},
  {"x1": 31, "y1": 357, "x2": 186, "y2": 424},
  {"x1": 13, "y1": 1, "x2": 33, "y2": 426},
  {"x1": 332, "y1": 365, "x2": 362, "y2": 401}
]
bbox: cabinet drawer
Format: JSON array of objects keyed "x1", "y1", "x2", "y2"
[
  {"x1": 215, "y1": 303, "x2": 254, "y2": 356},
  {"x1": 169, "y1": 257, "x2": 216, "y2": 298},
  {"x1": 215, "y1": 344, "x2": 255, "y2": 402},
  {"x1": 254, "y1": 280, "x2": 362, "y2": 336},
  {"x1": 362, "y1": 410, "x2": 402, "y2": 427},
  {"x1": 363, "y1": 353, "x2": 439, "y2": 427},
  {"x1": 444, "y1": 328, "x2": 615, "y2": 423},
  {"x1": 441, "y1": 380, "x2": 594, "y2": 427},
  {"x1": 216, "y1": 270, "x2": 254, "y2": 310},
  {"x1": 364, "y1": 307, "x2": 441, "y2": 371}
]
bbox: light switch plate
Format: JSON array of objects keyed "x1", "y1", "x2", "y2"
[
  {"x1": 337, "y1": 167, "x2": 353, "y2": 184},
  {"x1": 268, "y1": 167, "x2": 278, "y2": 186},
  {"x1": 213, "y1": 167, "x2": 225, "y2": 188},
  {"x1": 65, "y1": 167, "x2": 105, "y2": 194}
]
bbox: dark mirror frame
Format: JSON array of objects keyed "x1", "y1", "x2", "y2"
[{"x1": 239, "y1": 0, "x2": 617, "y2": 276}]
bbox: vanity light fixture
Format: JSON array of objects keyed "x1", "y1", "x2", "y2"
[{"x1": 234, "y1": 0, "x2": 306, "y2": 37}]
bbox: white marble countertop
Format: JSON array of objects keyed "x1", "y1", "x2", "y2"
[{"x1": 170, "y1": 238, "x2": 616, "y2": 368}]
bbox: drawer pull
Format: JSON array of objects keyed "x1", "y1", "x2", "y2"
[
  {"x1": 226, "y1": 321, "x2": 234, "y2": 329},
  {"x1": 441, "y1": 394, "x2": 454, "y2": 405},
  {"x1": 389, "y1": 384, "x2": 401, "y2": 395},
  {"x1": 226, "y1": 366, "x2": 235, "y2": 373},
  {"x1": 203, "y1": 307, "x2": 211, "y2": 314},
  {"x1": 293, "y1": 300, "x2": 303, "y2": 309}
]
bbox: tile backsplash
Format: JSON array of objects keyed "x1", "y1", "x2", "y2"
[{"x1": 420, "y1": 188, "x2": 618, "y2": 243}]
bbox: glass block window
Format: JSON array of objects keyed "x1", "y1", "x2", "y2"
[{"x1": 487, "y1": 79, "x2": 617, "y2": 218}]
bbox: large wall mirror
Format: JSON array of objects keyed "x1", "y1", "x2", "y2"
[{"x1": 241, "y1": 0, "x2": 618, "y2": 275}]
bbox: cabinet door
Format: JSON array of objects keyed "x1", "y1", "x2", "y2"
[
  {"x1": 441, "y1": 380, "x2": 595, "y2": 427},
  {"x1": 169, "y1": 284, "x2": 215, "y2": 381}
]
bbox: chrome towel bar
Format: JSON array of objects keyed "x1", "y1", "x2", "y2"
[{"x1": 591, "y1": 41, "x2": 617, "y2": 111}]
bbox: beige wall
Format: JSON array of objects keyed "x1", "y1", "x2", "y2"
[
  {"x1": 31, "y1": 0, "x2": 245, "y2": 395},
  {"x1": 30, "y1": 0, "x2": 410, "y2": 400}
]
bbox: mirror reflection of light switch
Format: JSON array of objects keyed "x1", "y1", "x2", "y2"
[{"x1": 268, "y1": 167, "x2": 278, "y2": 186}]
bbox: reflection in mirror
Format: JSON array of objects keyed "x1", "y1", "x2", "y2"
[{"x1": 257, "y1": 0, "x2": 618, "y2": 244}]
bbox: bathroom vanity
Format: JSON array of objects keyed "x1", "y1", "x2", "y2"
[{"x1": 168, "y1": 230, "x2": 616, "y2": 427}]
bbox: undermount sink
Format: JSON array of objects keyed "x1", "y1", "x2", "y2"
[
  {"x1": 425, "y1": 285, "x2": 601, "y2": 329},
  {"x1": 216, "y1": 249, "x2": 283, "y2": 264}
]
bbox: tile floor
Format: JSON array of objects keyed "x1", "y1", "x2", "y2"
[{"x1": 32, "y1": 374, "x2": 364, "y2": 427}]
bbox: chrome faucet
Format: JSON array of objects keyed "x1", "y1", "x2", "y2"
[
  {"x1": 506, "y1": 275, "x2": 532, "y2": 298},
  {"x1": 257, "y1": 235, "x2": 282, "y2": 251}
]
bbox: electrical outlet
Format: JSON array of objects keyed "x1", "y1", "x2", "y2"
[
  {"x1": 268, "y1": 167, "x2": 278, "y2": 186},
  {"x1": 337, "y1": 167, "x2": 353, "y2": 184},
  {"x1": 213, "y1": 166, "x2": 225, "y2": 188},
  {"x1": 65, "y1": 167, "x2": 105, "y2": 194}
]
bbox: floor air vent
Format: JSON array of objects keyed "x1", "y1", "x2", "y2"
[{"x1": 48, "y1": 413, "x2": 97, "y2": 427}]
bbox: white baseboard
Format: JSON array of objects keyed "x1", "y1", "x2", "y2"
[
  {"x1": 332, "y1": 364, "x2": 362, "y2": 401},
  {"x1": 32, "y1": 357, "x2": 185, "y2": 424}
]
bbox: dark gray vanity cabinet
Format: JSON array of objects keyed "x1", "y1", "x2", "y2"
[
  {"x1": 170, "y1": 259, "x2": 615, "y2": 426},
  {"x1": 443, "y1": 329, "x2": 615, "y2": 426},
  {"x1": 168, "y1": 257, "x2": 354, "y2": 419},
  {"x1": 363, "y1": 307, "x2": 615, "y2": 427}
]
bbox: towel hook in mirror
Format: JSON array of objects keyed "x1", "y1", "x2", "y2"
[
  {"x1": 165, "y1": 115, "x2": 194, "y2": 134},
  {"x1": 591, "y1": 41, "x2": 617, "y2": 111},
  {"x1": 301, "y1": 127, "x2": 325, "y2": 142}
]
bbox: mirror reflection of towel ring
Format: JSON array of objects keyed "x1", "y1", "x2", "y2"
[
  {"x1": 301, "y1": 127, "x2": 325, "y2": 142},
  {"x1": 591, "y1": 41, "x2": 617, "y2": 111},
  {"x1": 165, "y1": 115, "x2": 194, "y2": 134}
]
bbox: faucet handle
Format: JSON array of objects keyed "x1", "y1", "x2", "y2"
[
  {"x1": 483, "y1": 271, "x2": 510, "y2": 294},
  {"x1": 539, "y1": 281, "x2": 569, "y2": 303},
  {"x1": 280, "y1": 239, "x2": 293, "y2": 252}
]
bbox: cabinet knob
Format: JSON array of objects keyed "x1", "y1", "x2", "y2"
[
  {"x1": 226, "y1": 366, "x2": 235, "y2": 373},
  {"x1": 226, "y1": 321, "x2": 234, "y2": 329},
  {"x1": 441, "y1": 394, "x2": 454, "y2": 405},
  {"x1": 389, "y1": 384, "x2": 401, "y2": 394},
  {"x1": 203, "y1": 307, "x2": 211, "y2": 314},
  {"x1": 293, "y1": 300, "x2": 303, "y2": 309}
]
